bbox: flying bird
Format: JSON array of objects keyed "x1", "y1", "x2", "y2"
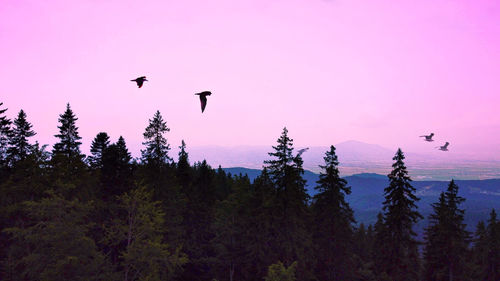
[
  {"x1": 131, "y1": 76, "x2": 148, "y2": 88},
  {"x1": 195, "y1": 91, "x2": 212, "y2": 113},
  {"x1": 297, "y1": 148, "x2": 309, "y2": 157},
  {"x1": 437, "y1": 142, "x2": 450, "y2": 151},
  {"x1": 420, "y1": 133, "x2": 435, "y2": 142}
]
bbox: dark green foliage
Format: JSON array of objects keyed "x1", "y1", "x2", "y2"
[
  {"x1": 312, "y1": 145, "x2": 355, "y2": 280},
  {"x1": 424, "y1": 180, "x2": 470, "y2": 281},
  {"x1": 212, "y1": 175, "x2": 251, "y2": 281},
  {"x1": 264, "y1": 261, "x2": 297, "y2": 281},
  {"x1": 100, "y1": 136, "x2": 133, "y2": 198},
  {"x1": 0, "y1": 102, "x2": 12, "y2": 169},
  {"x1": 7, "y1": 109, "x2": 36, "y2": 164},
  {"x1": 263, "y1": 127, "x2": 312, "y2": 279},
  {"x1": 0, "y1": 105, "x2": 492, "y2": 280},
  {"x1": 50, "y1": 103, "x2": 92, "y2": 199},
  {"x1": 141, "y1": 110, "x2": 171, "y2": 166},
  {"x1": 379, "y1": 148, "x2": 422, "y2": 281},
  {"x1": 484, "y1": 210, "x2": 500, "y2": 281},
  {"x1": 52, "y1": 103, "x2": 83, "y2": 159},
  {"x1": 237, "y1": 168, "x2": 278, "y2": 279},
  {"x1": 2, "y1": 192, "x2": 108, "y2": 281},
  {"x1": 104, "y1": 186, "x2": 187, "y2": 281},
  {"x1": 473, "y1": 209, "x2": 500, "y2": 281},
  {"x1": 88, "y1": 132, "x2": 110, "y2": 169},
  {"x1": 179, "y1": 160, "x2": 217, "y2": 281}
]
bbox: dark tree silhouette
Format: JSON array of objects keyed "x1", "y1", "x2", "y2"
[
  {"x1": 7, "y1": 110, "x2": 36, "y2": 164},
  {"x1": 263, "y1": 127, "x2": 312, "y2": 279},
  {"x1": 141, "y1": 110, "x2": 171, "y2": 166},
  {"x1": 88, "y1": 132, "x2": 110, "y2": 169},
  {"x1": 380, "y1": 148, "x2": 422, "y2": 281},
  {"x1": 0, "y1": 102, "x2": 12, "y2": 168},
  {"x1": 312, "y1": 145, "x2": 355, "y2": 280},
  {"x1": 424, "y1": 180, "x2": 470, "y2": 281}
]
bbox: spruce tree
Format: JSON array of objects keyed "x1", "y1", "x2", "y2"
[
  {"x1": 0, "y1": 102, "x2": 12, "y2": 168},
  {"x1": 485, "y1": 209, "x2": 500, "y2": 281},
  {"x1": 51, "y1": 103, "x2": 90, "y2": 199},
  {"x1": 176, "y1": 140, "x2": 192, "y2": 191},
  {"x1": 100, "y1": 136, "x2": 133, "y2": 198},
  {"x1": 141, "y1": 110, "x2": 171, "y2": 166},
  {"x1": 263, "y1": 127, "x2": 311, "y2": 279},
  {"x1": 424, "y1": 180, "x2": 469, "y2": 281},
  {"x1": 52, "y1": 103, "x2": 83, "y2": 159},
  {"x1": 381, "y1": 148, "x2": 422, "y2": 281},
  {"x1": 88, "y1": 132, "x2": 110, "y2": 169},
  {"x1": 312, "y1": 145, "x2": 355, "y2": 280},
  {"x1": 7, "y1": 110, "x2": 36, "y2": 164}
]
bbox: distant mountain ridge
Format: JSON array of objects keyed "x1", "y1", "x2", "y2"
[
  {"x1": 181, "y1": 140, "x2": 500, "y2": 180},
  {"x1": 222, "y1": 167, "x2": 500, "y2": 236}
]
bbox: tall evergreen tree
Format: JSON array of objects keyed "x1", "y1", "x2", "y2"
[
  {"x1": 141, "y1": 110, "x2": 171, "y2": 166},
  {"x1": 100, "y1": 136, "x2": 133, "y2": 198},
  {"x1": 176, "y1": 140, "x2": 192, "y2": 191},
  {"x1": 7, "y1": 110, "x2": 36, "y2": 164},
  {"x1": 50, "y1": 103, "x2": 90, "y2": 199},
  {"x1": 88, "y1": 132, "x2": 110, "y2": 169},
  {"x1": 312, "y1": 145, "x2": 355, "y2": 280},
  {"x1": 0, "y1": 102, "x2": 12, "y2": 168},
  {"x1": 263, "y1": 127, "x2": 311, "y2": 279},
  {"x1": 424, "y1": 180, "x2": 470, "y2": 281},
  {"x1": 380, "y1": 148, "x2": 422, "y2": 281},
  {"x1": 485, "y1": 209, "x2": 500, "y2": 280},
  {"x1": 52, "y1": 103, "x2": 83, "y2": 159}
]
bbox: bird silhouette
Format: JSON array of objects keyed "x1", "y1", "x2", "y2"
[
  {"x1": 195, "y1": 91, "x2": 212, "y2": 113},
  {"x1": 437, "y1": 142, "x2": 450, "y2": 151},
  {"x1": 420, "y1": 133, "x2": 435, "y2": 142},
  {"x1": 131, "y1": 76, "x2": 147, "y2": 88},
  {"x1": 297, "y1": 148, "x2": 309, "y2": 157}
]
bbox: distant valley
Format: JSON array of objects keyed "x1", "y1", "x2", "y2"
[
  {"x1": 180, "y1": 140, "x2": 500, "y2": 181},
  {"x1": 222, "y1": 167, "x2": 500, "y2": 236}
]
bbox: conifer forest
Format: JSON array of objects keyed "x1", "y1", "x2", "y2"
[{"x1": 0, "y1": 102, "x2": 499, "y2": 281}]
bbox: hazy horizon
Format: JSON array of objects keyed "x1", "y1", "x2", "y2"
[{"x1": 2, "y1": 0, "x2": 499, "y2": 166}]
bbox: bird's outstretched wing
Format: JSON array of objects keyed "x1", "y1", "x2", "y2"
[{"x1": 137, "y1": 80, "x2": 144, "y2": 88}]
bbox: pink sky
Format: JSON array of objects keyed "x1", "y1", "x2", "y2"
[{"x1": 1, "y1": 0, "x2": 499, "y2": 160}]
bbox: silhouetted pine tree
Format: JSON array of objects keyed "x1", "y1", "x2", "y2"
[
  {"x1": 312, "y1": 145, "x2": 355, "y2": 280},
  {"x1": 0, "y1": 102, "x2": 12, "y2": 169},
  {"x1": 176, "y1": 140, "x2": 192, "y2": 191},
  {"x1": 380, "y1": 148, "x2": 422, "y2": 281},
  {"x1": 52, "y1": 103, "x2": 83, "y2": 159},
  {"x1": 51, "y1": 103, "x2": 91, "y2": 199},
  {"x1": 6, "y1": 110, "x2": 35, "y2": 165},
  {"x1": 263, "y1": 127, "x2": 312, "y2": 279},
  {"x1": 88, "y1": 132, "x2": 110, "y2": 169},
  {"x1": 141, "y1": 110, "x2": 171, "y2": 166},
  {"x1": 485, "y1": 209, "x2": 500, "y2": 280},
  {"x1": 424, "y1": 180, "x2": 470, "y2": 281},
  {"x1": 100, "y1": 136, "x2": 133, "y2": 198}
]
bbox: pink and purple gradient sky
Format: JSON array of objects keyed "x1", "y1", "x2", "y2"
[{"x1": 1, "y1": 0, "x2": 499, "y2": 159}]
